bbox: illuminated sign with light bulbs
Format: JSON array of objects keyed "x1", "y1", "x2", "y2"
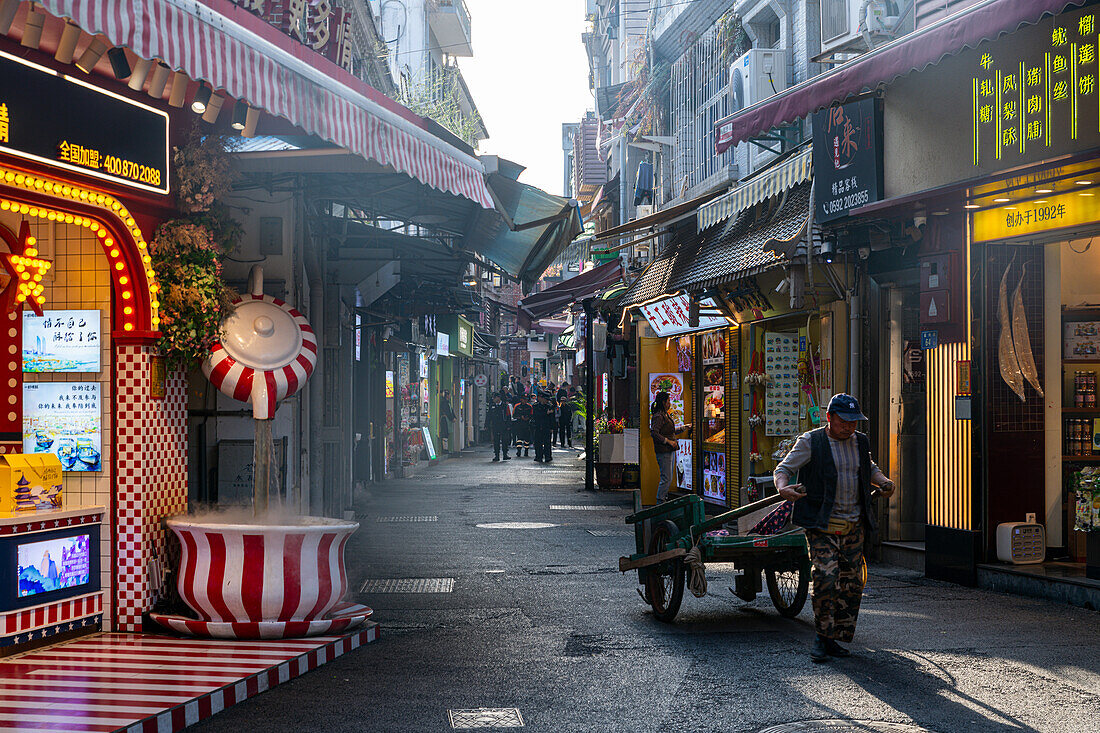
[{"x1": 0, "y1": 50, "x2": 169, "y2": 195}]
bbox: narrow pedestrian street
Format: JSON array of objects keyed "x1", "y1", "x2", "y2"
[{"x1": 190, "y1": 448, "x2": 1100, "y2": 733}]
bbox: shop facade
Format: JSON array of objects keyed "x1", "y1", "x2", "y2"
[
  {"x1": 831, "y1": 1, "x2": 1100, "y2": 589},
  {"x1": 0, "y1": 49, "x2": 186, "y2": 641}
]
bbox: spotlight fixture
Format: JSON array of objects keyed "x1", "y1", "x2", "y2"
[
  {"x1": 230, "y1": 101, "x2": 248, "y2": 131},
  {"x1": 963, "y1": 204, "x2": 980, "y2": 209},
  {"x1": 21, "y1": 5, "x2": 45, "y2": 49},
  {"x1": 242, "y1": 106, "x2": 260, "y2": 137},
  {"x1": 1077, "y1": 180, "x2": 1094, "y2": 185},
  {"x1": 147, "y1": 62, "x2": 170, "y2": 98},
  {"x1": 0, "y1": 0, "x2": 19, "y2": 35},
  {"x1": 127, "y1": 57, "x2": 152, "y2": 91},
  {"x1": 54, "y1": 21, "x2": 83, "y2": 64},
  {"x1": 993, "y1": 197, "x2": 1010, "y2": 203},
  {"x1": 201, "y1": 94, "x2": 225, "y2": 123},
  {"x1": 107, "y1": 47, "x2": 131, "y2": 79},
  {"x1": 1035, "y1": 187, "x2": 1053, "y2": 194},
  {"x1": 168, "y1": 71, "x2": 190, "y2": 107},
  {"x1": 74, "y1": 36, "x2": 108, "y2": 73},
  {"x1": 1034, "y1": 200, "x2": 1048, "y2": 204},
  {"x1": 191, "y1": 83, "x2": 212, "y2": 114}
]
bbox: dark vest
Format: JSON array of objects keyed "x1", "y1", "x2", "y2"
[{"x1": 793, "y1": 427, "x2": 877, "y2": 534}]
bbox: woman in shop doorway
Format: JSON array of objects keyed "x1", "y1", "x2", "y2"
[
  {"x1": 650, "y1": 391, "x2": 691, "y2": 503},
  {"x1": 440, "y1": 390, "x2": 457, "y2": 454}
]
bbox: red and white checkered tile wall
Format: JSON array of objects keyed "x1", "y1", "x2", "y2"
[{"x1": 114, "y1": 347, "x2": 188, "y2": 632}]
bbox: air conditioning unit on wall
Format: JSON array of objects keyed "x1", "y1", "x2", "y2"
[
  {"x1": 820, "y1": 0, "x2": 901, "y2": 57},
  {"x1": 729, "y1": 48, "x2": 788, "y2": 170}
]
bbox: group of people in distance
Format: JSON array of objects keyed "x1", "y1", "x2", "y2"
[{"x1": 486, "y1": 376, "x2": 578, "y2": 463}]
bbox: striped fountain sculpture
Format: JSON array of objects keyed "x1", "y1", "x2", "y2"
[{"x1": 152, "y1": 266, "x2": 369, "y2": 638}]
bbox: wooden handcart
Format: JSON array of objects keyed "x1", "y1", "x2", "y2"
[{"x1": 619, "y1": 493, "x2": 810, "y2": 622}]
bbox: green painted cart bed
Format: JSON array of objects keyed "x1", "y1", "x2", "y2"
[{"x1": 619, "y1": 493, "x2": 809, "y2": 622}]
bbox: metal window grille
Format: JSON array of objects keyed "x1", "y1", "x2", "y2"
[{"x1": 670, "y1": 23, "x2": 735, "y2": 198}]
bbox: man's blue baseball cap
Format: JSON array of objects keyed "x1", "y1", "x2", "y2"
[{"x1": 827, "y1": 393, "x2": 868, "y2": 421}]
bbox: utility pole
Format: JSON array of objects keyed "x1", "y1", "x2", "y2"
[{"x1": 584, "y1": 297, "x2": 596, "y2": 492}]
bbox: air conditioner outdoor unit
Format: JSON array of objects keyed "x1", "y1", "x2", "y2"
[
  {"x1": 729, "y1": 48, "x2": 788, "y2": 169},
  {"x1": 820, "y1": 0, "x2": 901, "y2": 57}
]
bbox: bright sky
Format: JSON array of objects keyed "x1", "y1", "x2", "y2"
[{"x1": 459, "y1": 0, "x2": 593, "y2": 196}]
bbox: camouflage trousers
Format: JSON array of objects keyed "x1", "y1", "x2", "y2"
[{"x1": 807, "y1": 523, "x2": 865, "y2": 642}]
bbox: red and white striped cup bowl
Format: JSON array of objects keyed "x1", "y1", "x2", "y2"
[{"x1": 168, "y1": 517, "x2": 359, "y2": 624}]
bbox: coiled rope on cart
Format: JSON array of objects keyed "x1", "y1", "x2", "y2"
[{"x1": 685, "y1": 528, "x2": 707, "y2": 598}]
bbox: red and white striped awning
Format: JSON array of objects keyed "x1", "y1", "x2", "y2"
[{"x1": 34, "y1": 0, "x2": 495, "y2": 209}]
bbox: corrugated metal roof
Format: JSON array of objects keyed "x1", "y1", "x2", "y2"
[
  {"x1": 231, "y1": 136, "x2": 302, "y2": 153},
  {"x1": 668, "y1": 183, "x2": 810, "y2": 292}
]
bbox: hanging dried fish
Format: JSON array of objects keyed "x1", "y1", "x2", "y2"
[
  {"x1": 998, "y1": 258, "x2": 1027, "y2": 402},
  {"x1": 1012, "y1": 262, "x2": 1045, "y2": 398}
]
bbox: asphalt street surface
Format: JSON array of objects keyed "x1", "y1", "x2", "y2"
[{"x1": 192, "y1": 445, "x2": 1100, "y2": 732}]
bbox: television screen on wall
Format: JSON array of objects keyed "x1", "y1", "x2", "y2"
[
  {"x1": 17, "y1": 533, "x2": 91, "y2": 597},
  {"x1": 23, "y1": 310, "x2": 101, "y2": 372},
  {"x1": 22, "y1": 382, "x2": 102, "y2": 471}
]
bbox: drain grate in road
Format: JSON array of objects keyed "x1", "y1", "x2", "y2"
[
  {"x1": 477, "y1": 522, "x2": 559, "y2": 529},
  {"x1": 448, "y1": 708, "x2": 524, "y2": 729},
  {"x1": 359, "y1": 578, "x2": 455, "y2": 594},
  {"x1": 549, "y1": 505, "x2": 621, "y2": 511},
  {"x1": 376, "y1": 515, "x2": 438, "y2": 523},
  {"x1": 759, "y1": 722, "x2": 938, "y2": 733},
  {"x1": 587, "y1": 529, "x2": 634, "y2": 537}
]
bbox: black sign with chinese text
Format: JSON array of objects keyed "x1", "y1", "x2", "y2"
[
  {"x1": 812, "y1": 97, "x2": 883, "y2": 223},
  {"x1": 0, "y1": 52, "x2": 169, "y2": 194}
]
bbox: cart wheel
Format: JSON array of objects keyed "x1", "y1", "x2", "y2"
[
  {"x1": 645, "y1": 520, "x2": 684, "y2": 623},
  {"x1": 766, "y1": 557, "x2": 809, "y2": 618}
]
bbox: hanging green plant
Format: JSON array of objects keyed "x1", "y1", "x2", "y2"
[{"x1": 152, "y1": 123, "x2": 241, "y2": 370}]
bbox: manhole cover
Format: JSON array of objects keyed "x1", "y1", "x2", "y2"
[
  {"x1": 359, "y1": 578, "x2": 455, "y2": 593},
  {"x1": 376, "y1": 515, "x2": 438, "y2": 523},
  {"x1": 549, "y1": 505, "x2": 621, "y2": 510},
  {"x1": 587, "y1": 529, "x2": 633, "y2": 537},
  {"x1": 449, "y1": 708, "x2": 524, "y2": 728},
  {"x1": 477, "y1": 522, "x2": 559, "y2": 529},
  {"x1": 759, "y1": 722, "x2": 938, "y2": 733}
]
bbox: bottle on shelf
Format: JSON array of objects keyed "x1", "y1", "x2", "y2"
[
  {"x1": 1076, "y1": 371, "x2": 1085, "y2": 408},
  {"x1": 1090, "y1": 371, "x2": 1097, "y2": 409}
]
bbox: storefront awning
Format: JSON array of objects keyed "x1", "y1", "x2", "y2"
[
  {"x1": 517, "y1": 260, "x2": 624, "y2": 328},
  {"x1": 697, "y1": 147, "x2": 812, "y2": 230},
  {"x1": 593, "y1": 188, "x2": 723, "y2": 241},
  {"x1": 473, "y1": 157, "x2": 584, "y2": 289},
  {"x1": 713, "y1": 0, "x2": 1088, "y2": 152},
  {"x1": 670, "y1": 183, "x2": 811, "y2": 292},
  {"x1": 36, "y1": 0, "x2": 495, "y2": 208}
]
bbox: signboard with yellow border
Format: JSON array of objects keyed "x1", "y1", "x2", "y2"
[{"x1": 973, "y1": 188, "x2": 1100, "y2": 241}]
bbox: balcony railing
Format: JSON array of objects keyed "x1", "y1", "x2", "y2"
[{"x1": 430, "y1": 0, "x2": 473, "y2": 57}]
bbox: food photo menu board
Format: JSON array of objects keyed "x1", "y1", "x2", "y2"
[
  {"x1": 765, "y1": 332, "x2": 800, "y2": 436},
  {"x1": 702, "y1": 450, "x2": 726, "y2": 503},
  {"x1": 23, "y1": 310, "x2": 101, "y2": 373},
  {"x1": 22, "y1": 383, "x2": 101, "y2": 471},
  {"x1": 649, "y1": 373, "x2": 685, "y2": 425}
]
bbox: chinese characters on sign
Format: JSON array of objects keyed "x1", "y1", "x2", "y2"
[
  {"x1": 230, "y1": 0, "x2": 354, "y2": 72},
  {"x1": 23, "y1": 382, "x2": 101, "y2": 472},
  {"x1": 811, "y1": 97, "x2": 883, "y2": 222},
  {"x1": 23, "y1": 310, "x2": 101, "y2": 373},
  {"x1": 0, "y1": 54, "x2": 169, "y2": 194},
  {"x1": 972, "y1": 8, "x2": 1100, "y2": 166},
  {"x1": 638, "y1": 295, "x2": 727, "y2": 337}
]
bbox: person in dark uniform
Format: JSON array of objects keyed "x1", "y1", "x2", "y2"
[
  {"x1": 531, "y1": 391, "x2": 555, "y2": 463},
  {"x1": 487, "y1": 392, "x2": 511, "y2": 462},
  {"x1": 773, "y1": 393, "x2": 896, "y2": 663},
  {"x1": 512, "y1": 394, "x2": 533, "y2": 458},
  {"x1": 557, "y1": 391, "x2": 574, "y2": 447}
]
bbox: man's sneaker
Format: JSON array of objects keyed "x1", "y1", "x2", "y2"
[
  {"x1": 825, "y1": 639, "x2": 850, "y2": 657},
  {"x1": 503, "y1": 455, "x2": 511, "y2": 460},
  {"x1": 810, "y1": 637, "x2": 829, "y2": 663},
  {"x1": 492, "y1": 457, "x2": 500, "y2": 462}
]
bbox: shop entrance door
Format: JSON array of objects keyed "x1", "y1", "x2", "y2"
[{"x1": 886, "y1": 285, "x2": 928, "y2": 542}]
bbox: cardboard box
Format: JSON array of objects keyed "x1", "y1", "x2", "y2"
[
  {"x1": 0, "y1": 454, "x2": 63, "y2": 514},
  {"x1": 1064, "y1": 321, "x2": 1100, "y2": 359}
]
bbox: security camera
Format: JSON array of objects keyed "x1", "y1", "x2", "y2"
[
  {"x1": 913, "y1": 214, "x2": 927, "y2": 228},
  {"x1": 858, "y1": 247, "x2": 871, "y2": 260}
]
